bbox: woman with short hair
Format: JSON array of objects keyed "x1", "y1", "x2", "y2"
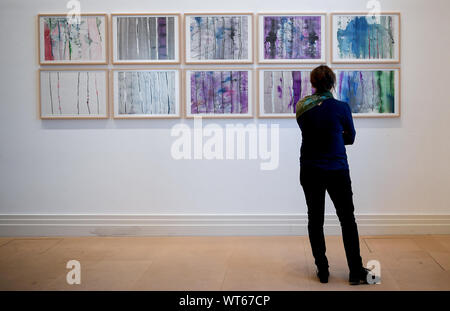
[{"x1": 296, "y1": 65, "x2": 372, "y2": 285}]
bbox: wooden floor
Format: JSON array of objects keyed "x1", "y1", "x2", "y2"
[{"x1": 0, "y1": 235, "x2": 449, "y2": 291}]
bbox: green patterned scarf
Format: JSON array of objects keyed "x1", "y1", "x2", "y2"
[{"x1": 295, "y1": 91, "x2": 334, "y2": 119}]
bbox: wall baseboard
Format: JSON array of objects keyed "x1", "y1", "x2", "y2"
[{"x1": 0, "y1": 214, "x2": 449, "y2": 237}]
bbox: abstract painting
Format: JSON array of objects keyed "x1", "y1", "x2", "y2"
[
  {"x1": 332, "y1": 13, "x2": 400, "y2": 63},
  {"x1": 258, "y1": 13, "x2": 326, "y2": 63},
  {"x1": 258, "y1": 69, "x2": 314, "y2": 117},
  {"x1": 39, "y1": 70, "x2": 108, "y2": 119},
  {"x1": 335, "y1": 69, "x2": 400, "y2": 117},
  {"x1": 112, "y1": 70, "x2": 180, "y2": 118},
  {"x1": 186, "y1": 70, "x2": 253, "y2": 118},
  {"x1": 185, "y1": 14, "x2": 253, "y2": 64},
  {"x1": 112, "y1": 14, "x2": 180, "y2": 64},
  {"x1": 39, "y1": 14, "x2": 107, "y2": 64}
]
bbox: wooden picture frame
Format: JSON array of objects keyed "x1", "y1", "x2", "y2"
[
  {"x1": 184, "y1": 13, "x2": 254, "y2": 64},
  {"x1": 39, "y1": 68, "x2": 109, "y2": 119},
  {"x1": 38, "y1": 13, "x2": 108, "y2": 65},
  {"x1": 110, "y1": 13, "x2": 181, "y2": 64},
  {"x1": 331, "y1": 12, "x2": 401, "y2": 64},
  {"x1": 257, "y1": 68, "x2": 314, "y2": 118},
  {"x1": 257, "y1": 13, "x2": 327, "y2": 64},
  {"x1": 184, "y1": 68, "x2": 254, "y2": 119},
  {"x1": 333, "y1": 67, "x2": 401, "y2": 118},
  {"x1": 111, "y1": 68, "x2": 181, "y2": 119}
]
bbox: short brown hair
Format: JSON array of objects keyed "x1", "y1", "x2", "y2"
[{"x1": 310, "y1": 65, "x2": 336, "y2": 93}]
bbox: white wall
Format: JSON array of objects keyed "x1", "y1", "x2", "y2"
[{"x1": 0, "y1": 0, "x2": 449, "y2": 223}]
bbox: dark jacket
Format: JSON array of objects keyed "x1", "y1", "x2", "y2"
[{"x1": 296, "y1": 98, "x2": 356, "y2": 170}]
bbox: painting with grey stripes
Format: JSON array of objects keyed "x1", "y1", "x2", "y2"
[
  {"x1": 189, "y1": 15, "x2": 249, "y2": 61},
  {"x1": 117, "y1": 71, "x2": 177, "y2": 115},
  {"x1": 116, "y1": 16, "x2": 176, "y2": 61}
]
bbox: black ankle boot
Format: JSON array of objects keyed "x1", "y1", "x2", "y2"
[
  {"x1": 349, "y1": 267, "x2": 372, "y2": 285},
  {"x1": 316, "y1": 267, "x2": 329, "y2": 283}
]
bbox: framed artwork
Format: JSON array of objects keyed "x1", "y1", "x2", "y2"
[
  {"x1": 39, "y1": 69, "x2": 109, "y2": 119},
  {"x1": 112, "y1": 69, "x2": 181, "y2": 119},
  {"x1": 258, "y1": 69, "x2": 314, "y2": 118},
  {"x1": 184, "y1": 13, "x2": 254, "y2": 64},
  {"x1": 257, "y1": 13, "x2": 326, "y2": 64},
  {"x1": 38, "y1": 14, "x2": 108, "y2": 65},
  {"x1": 334, "y1": 68, "x2": 401, "y2": 118},
  {"x1": 331, "y1": 12, "x2": 401, "y2": 63},
  {"x1": 185, "y1": 69, "x2": 253, "y2": 118},
  {"x1": 111, "y1": 13, "x2": 181, "y2": 64}
]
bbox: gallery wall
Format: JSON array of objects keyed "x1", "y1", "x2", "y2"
[{"x1": 0, "y1": 0, "x2": 449, "y2": 232}]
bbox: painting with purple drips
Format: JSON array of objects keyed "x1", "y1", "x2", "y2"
[
  {"x1": 186, "y1": 70, "x2": 252, "y2": 117},
  {"x1": 258, "y1": 14, "x2": 326, "y2": 64},
  {"x1": 259, "y1": 69, "x2": 314, "y2": 117}
]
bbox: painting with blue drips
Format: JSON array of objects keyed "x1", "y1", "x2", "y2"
[
  {"x1": 187, "y1": 14, "x2": 252, "y2": 63},
  {"x1": 332, "y1": 13, "x2": 400, "y2": 63}
]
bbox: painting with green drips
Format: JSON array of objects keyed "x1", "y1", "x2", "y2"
[
  {"x1": 39, "y1": 15, "x2": 107, "y2": 64},
  {"x1": 335, "y1": 69, "x2": 399, "y2": 116}
]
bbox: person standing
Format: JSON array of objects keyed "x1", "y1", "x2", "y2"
[{"x1": 296, "y1": 65, "x2": 372, "y2": 285}]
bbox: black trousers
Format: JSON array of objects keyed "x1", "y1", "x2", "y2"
[{"x1": 300, "y1": 166, "x2": 363, "y2": 273}]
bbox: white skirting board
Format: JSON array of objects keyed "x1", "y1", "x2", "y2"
[{"x1": 0, "y1": 214, "x2": 449, "y2": 237}]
